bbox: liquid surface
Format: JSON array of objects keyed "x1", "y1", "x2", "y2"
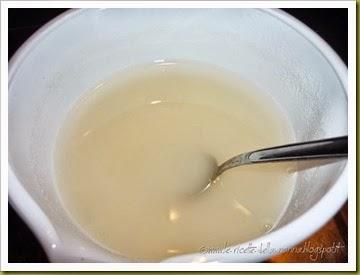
[{"x1": 55, "y1": 62, "x2": 296, "y2": 261}]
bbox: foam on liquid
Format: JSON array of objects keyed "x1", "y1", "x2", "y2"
[{"x1": 54, "y1": 62, "x2": 296, "y2": 261}]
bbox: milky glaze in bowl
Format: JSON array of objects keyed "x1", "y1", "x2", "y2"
[{"x1": 9, "y1": 9, "x2": 347, "y2": 263}]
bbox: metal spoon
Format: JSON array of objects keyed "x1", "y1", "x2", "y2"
[{"x1": 201, "y1": 136, "x2": 348, "y2": 193}]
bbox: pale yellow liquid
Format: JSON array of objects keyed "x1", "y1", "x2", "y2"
[{"x1": 55, "y1": 62, "x2": 296, "y2": 261}]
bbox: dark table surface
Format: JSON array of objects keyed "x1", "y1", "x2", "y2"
[{"x1": 8, "y1": 8, "x2": 348, "y2": 263}]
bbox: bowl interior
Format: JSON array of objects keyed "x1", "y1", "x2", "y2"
[{"x1": 9, "y1": 9, "x2": 347, "y2": 262}]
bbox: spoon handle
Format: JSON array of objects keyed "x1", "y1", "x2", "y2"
[
  {"x1": 249, "y1": 136, "x2": 348, "y2": 163},
  {"x1": 217, "y1": 136, "x2": 347, "y2": 176}
]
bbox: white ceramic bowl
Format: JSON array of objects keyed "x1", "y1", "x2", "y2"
[{"x1": 9, "y1": 9, "x2": 347, "y2": 263}]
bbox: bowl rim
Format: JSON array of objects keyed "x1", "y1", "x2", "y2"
[{"x1": 8, "y1": 8, "x2": 348, "y2": 264}]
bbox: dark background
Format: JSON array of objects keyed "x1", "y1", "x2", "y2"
[{"x1": 8, "y1": 8, "x2": 348, "y2": 263}]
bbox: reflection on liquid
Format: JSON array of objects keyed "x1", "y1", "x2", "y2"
[
  {"x1": 169, "y1": 208, "x2": 180, "y2": 223},
  {"x1": 232, "y1": 200, "x2": 252, "y2": 216}
]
